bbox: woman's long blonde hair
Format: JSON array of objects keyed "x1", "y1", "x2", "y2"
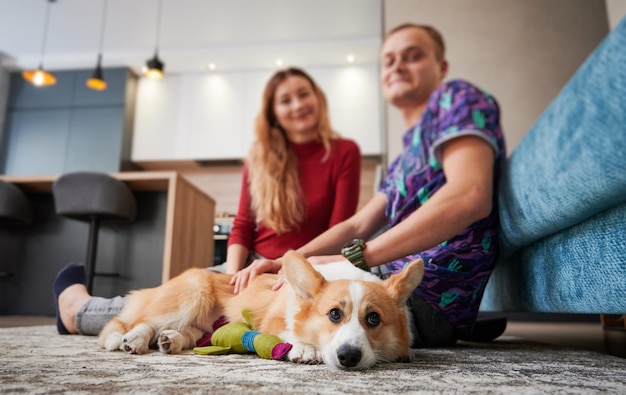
[{"x1": 248, "y1": 67, "x2": 338, "y2": 234}]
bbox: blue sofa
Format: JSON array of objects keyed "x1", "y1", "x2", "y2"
[{"x1": 480, "y1": 17, "x2": 626, "y2": 316}]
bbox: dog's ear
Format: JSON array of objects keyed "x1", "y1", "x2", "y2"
[
  {"x1": 282, "y1": 250, "x2": 326, "y2": 300},
  {"x1": 384, "y1": 258, "x2": 424, "y2": 307}
]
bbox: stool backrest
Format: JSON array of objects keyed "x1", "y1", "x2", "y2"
[{"x1": 52, "y1": 172, "x2": 136, "y2": 222}]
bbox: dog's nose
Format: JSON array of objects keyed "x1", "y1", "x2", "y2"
[{"x1": 337, "y1": 345, "x2": 362, "y2": 368}]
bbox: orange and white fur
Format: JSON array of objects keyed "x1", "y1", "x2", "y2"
[{"x1": 99, "y1": 251, "x2": 424, "y2": 370}]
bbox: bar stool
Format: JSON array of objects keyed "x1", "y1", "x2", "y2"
[
  {"x1": 52, "y1": 172, "x2": 136, "y2": 293},
  {"x1": 0, "y1": 180, "x2": 33, "y2": 226},
  {"x1": 0, "y1": 180, "x2": 33, "y2": 278}
]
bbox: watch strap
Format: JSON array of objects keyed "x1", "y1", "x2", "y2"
[{"x1": 341, "y1": 239, "x2": 369, "y2": 271}]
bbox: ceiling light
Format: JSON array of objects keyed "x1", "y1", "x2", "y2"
[
  {"x1": 208, "y1": 63, "x2": 216, "y2": 71},
  {"x1": 86, "y1": 54, "x2": 107, "y2": 90},
  {"x1": 86, "y1": 0, "x2": 108, "y2": 91},
  {"x1": 145, "y1": 53, "x2": 164, "y2": 79},
  {"x1": 145, "y1": 0, "x2": 165, "y2": 79},
  {"x1": 275, "y1": 59, "x2": 284, "y2": 67},
  {"x1": 347, "y1": 54, "x2": 355, "y2": 63},
  {"x1": 22, "y1": 0, "x2": 57, "y2": 87},
  {"x1": 22, "y1": 69, "x2": 56, "y2": 87}
]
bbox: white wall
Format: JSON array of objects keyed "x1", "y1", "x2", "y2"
[
  {"x1": 383, "y1": 0, "x2": 610, "y2": 163},
  {"x1": 606, "y1": 0, "x2": 626, "y2": 29},
  {"x1": 132, "y1": 65, "x2": 382, "y2": 161}
]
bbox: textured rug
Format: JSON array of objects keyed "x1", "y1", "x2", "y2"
[{"x1": 1, "y1": 325, "x2": 624, "y2": 394}]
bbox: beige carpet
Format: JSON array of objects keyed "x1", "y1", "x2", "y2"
[{"x1": 1, "y1": 325, "x2": 625, "y2": 394}]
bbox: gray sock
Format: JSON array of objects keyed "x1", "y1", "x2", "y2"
[{"x1": 75, "y1": 295, "x2": 127, "y2": 336}]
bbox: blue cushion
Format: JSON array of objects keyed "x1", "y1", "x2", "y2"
[
  {"x1": 498, "y1": 18, "x2": 626, "y2": 256},
  {"x1": 482, "y1": 201, "x2": 626, "y2": 314}
]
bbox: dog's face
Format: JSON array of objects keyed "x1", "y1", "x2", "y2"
[{"x1": 281, "y1": 251, "x2": 424, "y2": 370}]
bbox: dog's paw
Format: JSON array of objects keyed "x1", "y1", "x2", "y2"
[
  {"x1": 120, "y1": 333, "x2": 149, "y2": 354},
  {"x1": 157, "y1": 330, "x2": 184, "y2": 354},
  {"x1": 102, "y1": 332, "x2": 124, "y2": 352},
  {"x1": 287, "y1": 343, "x2": 323, "y2": 364}
]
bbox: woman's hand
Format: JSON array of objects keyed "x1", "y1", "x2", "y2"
[
  {"x1": 271, "y1": 268, "x2": 286, "y2": 291},
  {"x1": 229, "y1": 258, "x2": 282, "y2": 294}
]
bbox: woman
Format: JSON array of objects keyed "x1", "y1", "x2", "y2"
[
  {"x1": 223, "y1": 67, "x2": 361, "y2": 280},
  {"x1": 54, "y1": 67, "x2": 362, "y2": 335}
]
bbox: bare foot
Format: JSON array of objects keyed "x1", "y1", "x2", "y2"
[{"x1": 58, "y1": 284, "x2": 91, "y2": 334}]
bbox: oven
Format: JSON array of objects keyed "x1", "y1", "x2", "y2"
[{"x1": 213, "y1": 219, "x2": 233, "y2": 266}]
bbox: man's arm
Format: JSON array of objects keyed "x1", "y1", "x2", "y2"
[{"x1": 360, "y1": 135, "x2": 494, "y2": 267}]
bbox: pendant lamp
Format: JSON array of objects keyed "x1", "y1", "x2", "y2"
[
  {"x1": 145, "y1": 0, "x2": 165, "y2": 79},
  {"x1": 86, "y1": 0, "x2": 109, "y2": 91},
  {"x1": 22, "y1": 0, "x2": 57, "y2": 87}
]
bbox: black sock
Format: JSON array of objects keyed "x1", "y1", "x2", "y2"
[
  {"x1": 458, "y1": 317, "x2": 508, "y2": 343},
  {"x1": 53, "y1": 263, "x2": 85, "y2": 335}
]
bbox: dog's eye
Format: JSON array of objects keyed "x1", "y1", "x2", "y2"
[
  {"x1": 328, "y1": 308, "x2": 343, "y2": 323},
  {"x1": 366, "y1": 312, "x2": 380, "y2": 327}
]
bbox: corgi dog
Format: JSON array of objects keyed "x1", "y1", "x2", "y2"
[{"x1": 98, "y1": 250, "x2": 424, "y2": 370}]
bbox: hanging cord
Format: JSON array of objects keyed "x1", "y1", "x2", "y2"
[
  {"x1": 154, "y1": 0, "x2": 163, "y2": 55},
  {"x1": 97, "y1": 0, "x2": 109, "y2": 55},
  {"x1": 38, "y1": 0, "x2": 55, "y2": 67}
]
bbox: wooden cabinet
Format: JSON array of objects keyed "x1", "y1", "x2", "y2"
[
  {"x1": 1, "y1": 68, "x2": 137, "y2": 175},
  {"x1": 132, "y1": 65, "x2": 382, "y2": 162}
]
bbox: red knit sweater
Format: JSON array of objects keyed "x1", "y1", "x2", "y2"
[{"x1": 227, "y1": 138, "x2": 361, "y2": 259}]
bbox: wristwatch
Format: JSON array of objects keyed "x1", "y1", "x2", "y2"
[{"x1": 341, "y1": 239, "x2": 369, "y2": 271}]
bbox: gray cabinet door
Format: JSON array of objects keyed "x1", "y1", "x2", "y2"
[
  {"x1": 64, "y1": 107, "x2": 125, "y2": 172},
  {"x1": 4, "y1": 109, "x2": 70, "y2": 175},
  {"x1": 2, "y1": 67, "x2": 135, "y2": 175}
]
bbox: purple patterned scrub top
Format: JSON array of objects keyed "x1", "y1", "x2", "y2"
[{"x1": 379, "y1": 79, "x2": 506, "y2": 337}]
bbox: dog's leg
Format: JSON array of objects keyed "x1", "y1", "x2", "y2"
[
  {"x1": 98, "y1": 317, "x2": 127, "y2": 351},
  {"x1": 157, "y1": 327, "x2": 204, "y2": 354},
  {"x1": 287, "y1": 342, "x2": 323, "y2": 365},
  {"x1": 157, "y1": 330, "x2": 185, "y2": 354},
  {"x1": 120, "y1": 323, "x2": 154, "y2": 354}
]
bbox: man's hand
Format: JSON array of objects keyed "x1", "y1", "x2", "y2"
[{"x1": 229, "y1": 258, "x2": 282, "y2": 294}]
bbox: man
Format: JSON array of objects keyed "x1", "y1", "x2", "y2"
[{"x1": 234, "y1": 23, "x2": 507, "y2": 346}]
